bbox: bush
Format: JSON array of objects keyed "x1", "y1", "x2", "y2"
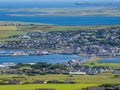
[{"x1": 114, "y1": 75, "x2": 120, "y2": 78}]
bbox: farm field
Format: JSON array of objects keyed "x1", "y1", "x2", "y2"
[
  {"x1": 0, "y1": 84, "x2": 98, "y2": 90},
  {"x1": 0, "y1": 26, "x2": 17, "y2": 30},
  {"x1": 0, "y1": 73, "x2": 120, "y2": 84},
  {"x1": 17, "y1": 24, "x2": 120, "y2": 32},
  {"x1": 0, "y1": 73, "x2": 119, "y2": 90},
  {"x1": 90, "y1": 63, "x2": 120, "y2": 68}
]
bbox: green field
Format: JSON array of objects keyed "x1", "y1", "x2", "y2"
[
  {"x1": 91, "y1": 63, "x2": 120, "y2": 68},
  {"x1": 0, "y1": 30, "x2": 26, "y2": 39},
  {"x1": 0, "y1": 73, "x2": 120, "y2": 90},
  {"x1": 0, "y1": 73, "x2": 120, "y2": 84},
  {"x1": 17, "y1": 24, "x2": 120, "y2": 32},
  {"x1": 0, "y1": 26, "x2": 17, "y2": 30},
  {"x1": 83, "y1": 57, "x2": 120, "y2": 68},
  {"x1": 0, "y1": 84, "x2": 99, "y2": 90}
]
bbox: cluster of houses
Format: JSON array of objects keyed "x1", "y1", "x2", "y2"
[
  {"x1": 0, "y1": 50, "x2": 50, "y2": 56},
  {"x1": 69, "y1": 66, "x2": 110, "y2": 75},
  {"x1": 0, "y1": 60, "x2": 111, "y2": 75},
  {"x1": 0, "y1": 58, "x2": 120, "y2": 76},
  {"x1": 0, "y1": 63, "x2": 16, "y2": 68},
  {"x1": 114, "y1": 69, "x2": 120, "y2": 74},
  {"x1": 0, "y1": 66, "x2": 111, "y2": 75},
  {"x1": 0, "y1": 27, "x2": 120, "y2": 57}
]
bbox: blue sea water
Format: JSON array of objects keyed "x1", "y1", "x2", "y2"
[
  {"x1": 0, "y1": 2, "x2": 120, "y2": 26},
  {"x1": 0, "y1": 14, "x2": 120, "y2": 25},
  {"x1": 0, "y1": 2, "x2": 77, "y2": 8},
  {"x1": 0, "y1": 54, "x2": 87, "y2": 64},
  {"x1": 0, "y1": 2, "x2": 120, "y2": 25},
  {"x1": 98, "y1": 58, "x2": 120, "y2": 63}
]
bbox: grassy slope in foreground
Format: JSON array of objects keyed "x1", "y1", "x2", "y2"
[
  {"x1": 0, "y1": 84, "x2": 98, "y2": 90},
  {"x1": 0, "y1": 74, "x2": 120, "y2": 84},
  {"x1": 0, "y1": 73, "x2": 120, "y2": 90}
]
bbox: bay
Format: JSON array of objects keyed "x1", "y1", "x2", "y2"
[
  {"x1": 0, "y1": 54, "x2": 87, "y2": 64},
  {"x1": 98, "y1": 58, "x2": 120, "y2": 63},
  {"x1": 0, "y1": 15, "x2": 120, "y2": 25}
]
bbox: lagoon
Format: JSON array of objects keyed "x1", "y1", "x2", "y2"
[{"x1": 0, "y1": 54, "x2": 87, "y2": 64}]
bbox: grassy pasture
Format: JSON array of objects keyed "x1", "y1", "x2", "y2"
[
  {"x1": 0, "y1": 30, "x2": 26, "y2": 39},
  {"x1": 0, "y1": 25, "x2": 25, "y2": 39},
  {"x1": 0, "y1": 26, "x2": 17, "y2": 30},
  {"x1": 93, "y1": 63, "x2": 120, "y2": 68},
  {"x1": 0, "y1": 73, "x2": 120, "y2": 84},
  {"x1": 17, "y1": 25, "x2": 120, "y2": 32},
  {"x1": 0, "y1": 84, "x2": 99, "y2": 90},
  {"x1": 0, "y1": 73, "x2": 119, "y2": 90}
]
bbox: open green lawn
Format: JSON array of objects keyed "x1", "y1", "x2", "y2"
[
  {"x1": 0, "y1": 84, "x2": 99, "y2": 90},
  {"x1": 93, "y1": 63, "x2": 120, "y2": 68},
  {"x1": 0, "y1": 73, "x2": 120, "y2": 84},
  {"x1": 17, "y1": 25, "x2": 120, "y2": 32},
  {"x1": 0, "y1": 21, "x2": 52, "y2": 39},
  {"x1": 0, "y1": 73, "x2": 119, "y2": 90},
  {"x1": 0, "y1": 26, "x2": 17, "y2": 30},
  {"x1": 0, "y1": 30, "x2": 26, "y2": 39}
]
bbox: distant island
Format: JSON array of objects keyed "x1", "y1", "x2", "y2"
[
  {"x1": 75, "y1": 2, "x2": 120, "y2": 7},
  {"x1": 1, "y1": 6, "x2": 120, "y2": 17}
]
